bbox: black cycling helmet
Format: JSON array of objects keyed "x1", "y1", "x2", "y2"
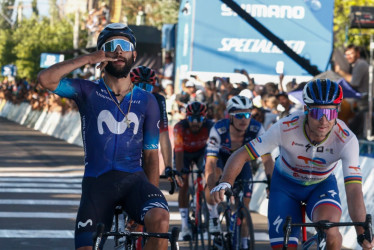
[
  {"x1": 97, "y1": 23, "x2": 136, "y2": 50},
  {"x1": 303, "y1": 79, "x2": 343, "y2": 106},
  {"x1": 186, "y1": 102, "x2": 207, "y2": 117}
]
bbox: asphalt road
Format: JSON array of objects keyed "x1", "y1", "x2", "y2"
[{"x1": 0, "y1": 117, "x2": 271, "y2": 249}]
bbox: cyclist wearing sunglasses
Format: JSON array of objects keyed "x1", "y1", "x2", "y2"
[
  {"x1": 38, "y1": 23, "x2": 170, "y2": 250},
  {"x1": 173, "y1": 101, "x2": 214, "y2": 240},
  {"x1": 211, "y1": 79, "x2": 374, "y2": 249},
  {"x1": 205, "y1": 96, "x2": 274, "y2": 239}
]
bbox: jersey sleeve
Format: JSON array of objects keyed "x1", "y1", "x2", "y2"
[
  {"x1": 143, "y1": 93, "x2": 160, "y2": 150},
  {"x1": 244, "y1": 121, "x2": 281, "y2": 160},
  {"x1": 340, "y1": 136, "x2": 362, "y2": 185},
  {"x1": 53, "y1": 78, "x2": 83, "y2": 100},
  {"x1": 206, "y1": 125, "x2": 221, "y2": 158},
  {"x1": 173, "y1": 122, "x2": 184, "y2": 153}
]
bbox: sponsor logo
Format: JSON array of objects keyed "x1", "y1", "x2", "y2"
[
  {"x1": 349, "y1": 166, "x2": 361, "y2": 172},
  {"x1": 297, "y1": 156, "x2": 326, "y2": 167},
  {"x1": 292, "y1": 141, "x2": 303, "y2": 147},
  {"x1": 217, "y1": 127, "x2": 227, "y2": 134},
  {"x1": 78, "y1": 219, "x2": 93, "y2": 228},
  {"x1": 328, "y1": 190, "x2": 337, "y2": 198},
  {"x1": 147, "y1": 193, "x2": 164, "y2": 198},
  {"x1": 256, "y1": 137, "x2": 262, "y2": 143},
  {"x1": 249, "y1": 125, "x2": 259, "y2": 132},
  {"x1": 336, "y1": 123, "x2": 350, "y2": 141},
  {"x1": 221, "y1": 4, "x2": 305, "y2": 19},
  {"x1": 282, "y1": 116, "x2": 299, "y2": 127},
  {"x1": 283, "y1": 125, "x2": 299, "y2": 132},
  {"x1": 97, "y1": 110, "x2": 139, "y2": 135},
  {"x1": 273, "y1": 215, "x2": 283, "y2": 234},
  {"x1": 305, "y1": 144, "x2": 312, "y2": 152},
  {"x1": 218, "y1": 38, "x2": 305, "y2": 54},
  {"x1": 209, "y1": 137, "x2": 218, "y2": 146}
]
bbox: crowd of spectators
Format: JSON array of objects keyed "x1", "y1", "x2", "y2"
[
  {"x1": 84, "y1": 3, "x2": 110, "y2": 48},
  {"x1": 0, "y1": 44, "x2": 369, "y2": 137},
  {"x1": 0, "y1": 77, "x2": 77, "y2": 115}
]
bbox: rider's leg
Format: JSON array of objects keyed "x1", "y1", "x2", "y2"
[
  {"x1": 178, "y1": 173, "x2": 190, "y2": 230},
  {"x1": 307, "y1": 174, "x2": 342, "y2": 250},
  {"x1": 143, "y1": 207, "x2": 170, "y2": 250},
  {"x1": 312, "y1": 205, "x2": 342, "y2": 250}
]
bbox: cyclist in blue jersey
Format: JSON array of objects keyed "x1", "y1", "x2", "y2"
[
  {"x1": 205, "y1": 96, "x2": 274, "y2": 247},
  {"x1": 37, "y1": 23, "x2": 170, "y2": 250},
  {"x1": 212, "y1": 79, "x2": 374, "y2": 249}
]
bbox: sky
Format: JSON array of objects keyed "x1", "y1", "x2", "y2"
[{"x1": 11, "y1": 0, "x2": 53, "y2": 22}]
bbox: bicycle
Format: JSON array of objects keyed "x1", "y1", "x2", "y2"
[
  {"x1": 93, "y1": 174, "x2": 180, "y2": 250},
  {"x1": 181, "y1": 167, "x2": 211, "y2": 250},
  {"x1": 282, "y1": 213, "x2": 373, "y2": 250},
  {"x1": 213, "y1": 179, "x2": 269, "y2": 250}
]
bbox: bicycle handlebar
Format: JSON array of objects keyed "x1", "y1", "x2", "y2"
[
  {"x1": 160, "y1": 167, "x2": 182, "y2": 195},
  {"x1": 282, "y1": 214, "x2": 373, "y2": 250}
]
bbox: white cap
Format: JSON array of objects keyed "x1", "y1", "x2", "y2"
[{"x1": 185, "y1": 80, "x2": 195, "y2": 87}]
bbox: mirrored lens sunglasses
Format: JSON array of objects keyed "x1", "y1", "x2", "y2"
[
  {"x1": 308, "y1": 107, "x2": 338, "y2": 121},
  {"x1": 230, "y1": 112, "x2": 251, "y2": 119},
  {"x1": 187, "y1": 116, "x2": 204, "y2": 123},
  {"x1": 101, "y1": 39, "x2": 134, "y2": 52},
  {"x1": 136, "y1": 82, "x2": 154, "y2": 92}
]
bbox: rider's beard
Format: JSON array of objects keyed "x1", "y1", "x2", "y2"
[{"x1": 105, "y1": 54, "x2": 135, "y2": 78}]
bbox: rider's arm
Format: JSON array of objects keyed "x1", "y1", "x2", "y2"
[
  {"x1": 260, "y1": 153, "x2": 274, "y2": 178},
  {"x1": 345, "y1": 183, "x2": 367, "y2": 235},
  {"x1": 37, "y1": 51, "x2": 117, "y2": 91},
  {"x1": 160, "y1": 131, "x2": 172, "y2": 169},
  {"x1": 173, "y1": 123, "x2": 184, "y2": 173},
  {"x1": 143, "y1": 149, "x2": 160, "y2": 187},
  {"x1": 205, "y1": 156, "x2": 219, "y2": 190},
  {"x1": 143, "y1": 93, "x2": 161, "y2": 186}
]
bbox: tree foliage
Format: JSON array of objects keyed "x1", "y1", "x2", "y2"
[
  {"x1": 122, "y1": 0, "x2": 179, "y2": 29},
  {"x1": 334, "y1": 0, "x2": 374, "y2": 51},
  {"x1": 5, "y1": 16, "x2": 74, "y2": 80}
]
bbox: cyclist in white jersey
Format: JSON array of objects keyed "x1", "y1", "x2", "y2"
[{"x1": 211, "y1": 79, "x2": 374, "y2": 249}]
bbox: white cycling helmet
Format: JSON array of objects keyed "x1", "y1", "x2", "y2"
[{"x1": 226, "y1": 95, "x2": 253, "y2": 113}]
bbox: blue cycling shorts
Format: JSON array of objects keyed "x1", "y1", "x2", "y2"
[
  {"x1": 268, "y1": 168, "x2": 341, "y2": 248},
  {"x1": 74, "y1": 170, "x2": 169, "y2": 249}
]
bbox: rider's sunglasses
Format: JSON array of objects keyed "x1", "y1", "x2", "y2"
[
  {"x1": 101, "y1": 39, "x2": 135, "y2": 52},
  {"x1": 230, "y1": 112, "x2": 251, "y2": 119},
  {"x1": 187, "y1": 115, "x2": 204, "y2": 123},
  {"x1": 136, "y1": 82, "x2": 154, "y2": 92},
  {"x1": 307, "y1": 107, "x2": 338, "y2": 121}
]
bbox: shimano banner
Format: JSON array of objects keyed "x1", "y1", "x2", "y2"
[{"x1": 176, "y1": 0, "x2": 334, "y2": 81}]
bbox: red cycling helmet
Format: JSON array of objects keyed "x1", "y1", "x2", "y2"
[
  {"x1": 186, "y1": 102, "x2": 207, "y2": 117},
  {"x1": 130, "y1": 66, "x2": 158, "y2": 86}
]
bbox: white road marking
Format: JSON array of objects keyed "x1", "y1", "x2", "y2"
[
  {"x1": 0, "y1": 183, "x2": 81, "y2": 188},
  {"x1": 0, "y1": 212, "x2": 76, "y2": 218},
  {"x1": 0, "y1": 230, "x2": 74, "y2": 238},
  {"x1": 0, "y1": 199, "x2": 80, "y2": 206},
  {"x1": 0, "y1": 188, "x2": 81, "y2": 194},
  {"x1": 0, "y1": 177, "x2": 82, "y2": 183}
]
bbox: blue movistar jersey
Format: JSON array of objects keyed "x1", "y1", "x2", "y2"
[
  {"x1": 53, "y1": 78, "x2": 160, "y2": 177},
  {"x1": 206, "y1": 118, "x2": 265, "y2": 166}
]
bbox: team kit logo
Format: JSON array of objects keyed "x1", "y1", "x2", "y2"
[
  {"x1": 97, "y1": 110, "x2": 140, "y2": 135},
  {"x1": 297, "y1": 156, "x2": 326, "y2": 167}
]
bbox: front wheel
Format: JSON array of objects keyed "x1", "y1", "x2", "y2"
[{"x1": 237, "y1": 207, "x2": 255, "y2": 250}]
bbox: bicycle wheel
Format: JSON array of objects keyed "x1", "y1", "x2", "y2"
[
  {"x1": 197, "y1": 191, "x2": 211, "y2": 249},
  {"x1": 237, "y1": 207, "x2": 255, "y2": 250}
]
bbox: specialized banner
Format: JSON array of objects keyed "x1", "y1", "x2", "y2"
[{"x1": 176, "y1": 0, "x2": 334, "y2": 78}]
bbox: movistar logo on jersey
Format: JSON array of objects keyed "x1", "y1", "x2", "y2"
[{"x1": 97, "y1": 110, "x2": 139, "y2": 135}]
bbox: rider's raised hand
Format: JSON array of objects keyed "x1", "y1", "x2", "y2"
[{"x1": 88, "y1": 50, "x2": 119, "y2": 71}]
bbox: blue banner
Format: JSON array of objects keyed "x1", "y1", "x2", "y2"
[
  {"x1": 1, "y1": 64, "x2": 16, "y2": 76},
  {"x1": 175, "y1": 0, "x2": 195, "y2": 81},
  {"x1": 162, "y1": 24, "x2": 176, "y2": 51},
  {"x1": 40, "y1": 53, "x2": 65, "y2": 68},
  {"x1": 176, "y1": 0, "x2": 334, "y2": 78}
]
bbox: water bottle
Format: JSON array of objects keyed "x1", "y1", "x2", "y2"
[{"x1": 229, "y1": 211, "x2": 236, "y2": 233}]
